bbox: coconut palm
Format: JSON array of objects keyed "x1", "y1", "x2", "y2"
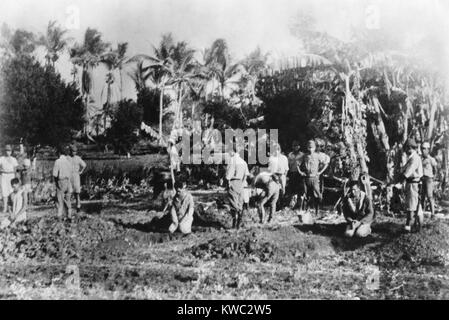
[
  {"x1": 129, "y1": 33, "x2": 176, "y2": 142},
  {"x1": 202, "y1": 39, "x2": 246, "y2": 102},
  {"x1": 128, "y1": 60, "x2": 152, "y2": 92},
  {"x1": 100, "y1": 43, "x2": 128, "y2": 131},
  {"x1": 37, "y1": 20, "x2": 71, "y2": 69},
  {"x1": 70, "y1": 28, "x2": 110, "y2": 138}
]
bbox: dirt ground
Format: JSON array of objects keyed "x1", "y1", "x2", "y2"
[{"x1": 1, "y1": 190, "x2": 449, "y2": 300}]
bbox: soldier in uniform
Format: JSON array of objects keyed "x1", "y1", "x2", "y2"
[
  {"x1": 225, "y1": 144, "x2": 249, "y2": 229},
  {"x1": 400, "y1": 138, "x2": 423, "y2": 232},
  {"x1": 298, "y1": 140, "x2": 329, "y2": 216},
  {"x1": 420, "y1": 141, "x2": 438, "y2": 217},
  {"x1": 287, "y1": 140, "x2": 303, "y2": 208}
]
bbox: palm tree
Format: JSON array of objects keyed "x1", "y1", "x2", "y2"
[
  {"x1": 116, "y1": 42, "x2": 128, "y2": 100},
  {"x1": 128, "y1": 60, "x2": 152, "y2": 92},
  {"x1": 37, "y1": 20, "x2": 70, "y2": 69},
  {"x1": 100, "y1": 43, "x2": 128, "y2": 131},
  {"x1": 129, "y1": 33, "x2": 176, "y2": 143},
  {"x1": 168, "y1": 41, "x2": 198, "y2": 128},
  {"x1": 202, "y1": 39, "x2": 247, "y2": 102},
  {"x1": 70, "y1": 28, "x2": 110, "y2": 138}
]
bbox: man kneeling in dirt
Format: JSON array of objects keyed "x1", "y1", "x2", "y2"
[
  {"x1": 253, "y1": 172, "x2": 280, "y2": 223},
  {"x1": 168, "y1": 180, "x2": 194, "y2": 235},
  {"x1": 1, "y1": 178, "x2": 27, "y2": 229},
  {"x1": 341, "y1": 180, "x2": 375, "y2": 238}
]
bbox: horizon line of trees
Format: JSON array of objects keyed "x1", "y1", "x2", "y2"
[{"x1": 1, "y1": 17, "x2": 448, "y2": 187}]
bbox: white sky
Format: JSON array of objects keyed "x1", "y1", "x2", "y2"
[{"x1": 1, "y1": 0, "x2": 449, "y2": 103}]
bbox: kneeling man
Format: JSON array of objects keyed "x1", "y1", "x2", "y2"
[
  {"x1": 168, "y1": 180, "x2": 194, "y2": 234},
  {"x1": 1, "y1": 178, "x2": 27, "y2": 229},
  {"x1": 341, "y1": 180, "x2": 375, "y2": 238}
]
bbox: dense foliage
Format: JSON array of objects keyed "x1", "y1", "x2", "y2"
[
  {"x1": 0, "y1": 54, "x2": 84, "y2": 146},
  {"x1": 105, "y1": 99, "x2": 143, "y2": 154}
]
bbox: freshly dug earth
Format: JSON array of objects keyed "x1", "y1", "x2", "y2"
[
  {"x1": 378, "y1": 220, "x2": 449, "y2": 269},
  {"x1": 191, "y1": 225, "x2": 335, "y2": 262},
  {"x1": 0, "y1": 215, "x2": 125, "y2": 263},
  {"x1": 1, "y1": 197, "x2": 449, "y2": 299}
]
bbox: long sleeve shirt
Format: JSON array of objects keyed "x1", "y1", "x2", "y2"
[{"x1": 342, "y1": 191, "x2": 374, "y2": 224}]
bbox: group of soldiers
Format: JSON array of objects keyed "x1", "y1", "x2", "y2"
[
  {"x1": 165, "y1": 136, "x2": 439, "y2": 238},
  {"x1": 0, "y1": 143, "x2": 87, "y2": 226},
  {"x1": 52, "y1": 145, "x2": 87, "y2": 220},
  {"x1": 1, "y1": 135, "x2": 439, "y2": 237},
  {"x1": 224, "y1": 139, "x2": 330, "y2": 230}
]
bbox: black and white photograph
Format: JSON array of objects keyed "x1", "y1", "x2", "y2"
[{"x1": 0, "y1": 0, "x2": 449, "y2": 302}]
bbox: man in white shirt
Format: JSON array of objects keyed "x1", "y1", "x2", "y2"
[
  {"x1": 69, "y1": 145, "x2": 86, "y2": 212},
  {"x1": 268, "y1": 143, "x2": 289, "y2": 203},
  {"x1": 226, "y1": 145, "x2": 249, "y2": 229},
  {"x1": 420, "y1": 141, "x2": 438, "y2": 217},
  {"x1": 400, "y1": 138, "x2": 423, "y2": 232},
  {"x1": 53, "y1": 145, "x2": 73, "y2": 220}
]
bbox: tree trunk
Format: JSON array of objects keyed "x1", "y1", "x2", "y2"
[
  {"x1": 427, "y1": 95, "x2": 437, "y2": 141},
  {"x1": 159, "y1": 86, "x2": 164, "y2": 144},
  {"x1": 119, "y1": 68, "x2": 123, "y2": 101}
]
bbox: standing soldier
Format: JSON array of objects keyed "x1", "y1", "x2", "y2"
[
  {"x1": 268, "y1": 143, "x2": 289, "y2": 203},
  {"x1": 226, "y1": 144, "x2": 249, "y2": 229},
  {"x1": 400, "y1": 138, "x2": 423, "y2": 232},
  {"x1": 420, "y1": 141, "x2": 437, "y2": 217},
  {"x1": 0, "y1": 145, "x2": 18, "y2": 213},
  {"x1": 53, "y1": 145, "x2": 73, "y2": 220},
  {"x1": 287, "y1": 140, "x2": 304, "y2": 208},
  {"x1": 315, "y1": 139, "x2": 330, "y2": 196},
  {"x1": 69, "y1": 145, "x2": 86, "y2": 212},
  {"x1": 297, "y1": 139, "x2": 329, "y2": 216}
]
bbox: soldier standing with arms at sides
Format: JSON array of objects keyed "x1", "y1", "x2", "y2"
[
  {"x1": 420, "y1": 141, "x2": 437, "y2": 218},
  {"x1": 225, "y1": 144, "x2": 249, "y2": 229},
  {"x1": 69, "y1": 145, "x2": 86, "y2": 212},
  {"x1": 297, "y1": 139, "x2": 329, "y2": 216},
  {"x1": 0, "y1": 145, "x2": 18, "y2": 214},
  {"x1": 53, "y1": 145, "x2": 73, "y2": 221},
  {"x1": 268, "y1": 143, "x2": 289, "y2": 204},
  {"x1": 400, "y1": 138, "x2": 423, "y2": 232},
  {"x1": 287, "y1": 140, "x2": 304, "y2": 208}
]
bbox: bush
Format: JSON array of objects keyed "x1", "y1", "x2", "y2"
[
  {"x1": 105, "y1": 99, "x2": 143, "y2": 154},
  {"x1": 137, "y1": 87, "x2": 171, "y2": 125},
  {"x1": 0, "y1": 54, "x2": 84, "y2": 146}
]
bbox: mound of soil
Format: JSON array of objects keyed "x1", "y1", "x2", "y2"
[
  {"x1": 0, "y1": 215, "x2": 125, "y2": 263},
  {"x1": 378, "y1": 220, "x2": 449, "y2": 268},
  {"x1": 191, "y1": 226, "x2": 335, "y2": 262}
]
